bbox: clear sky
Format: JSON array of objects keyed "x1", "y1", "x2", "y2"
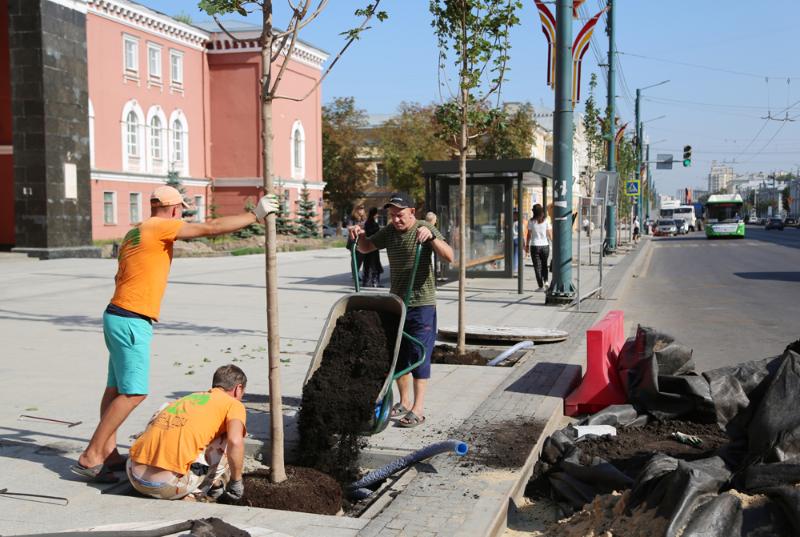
[{"x1": 139, "y1": 0, "x2": 800, "y2": 196}]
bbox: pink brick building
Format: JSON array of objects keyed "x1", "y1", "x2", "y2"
[{"x1": 1, "y1": 0, "x2": 327, "y2": 246}]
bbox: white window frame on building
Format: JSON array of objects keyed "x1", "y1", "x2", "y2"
[
  {"x1": 169, "y1": 49, "x2": 184, "y2": 89},
  {"x1": 147, "y1": 42, "x2": 162, "y2": 84},
  {"x1": 290, "y1": 120, "x2": 305, "y2": 179},
  {"x1": 123, "y1": 34, "x2": 139, "y2": 80},
  {"x1": 103, "y1": 191, "x2": 118, "y2": 225},
  {"x1": 376, "y1": 163, "x2": 388, "y2": 187},
  {"x1": 146, "y1": 106, "x2": 167, "y2": 174},
  {"x1": 121, "y1": 100, "x2": 145, "y2": 172},
  {"x1": 129, "y1": 192, "x2": 142, "y2": 224},
  {"x1": 88, "y1": 99, "x2": 95, "y2": 168},
  {"x1": 168, "y1": 109, "x2": 190, "y2": 177},
  {"x1": 194, "y1": 195, "x2": 205, "y2": 222}
]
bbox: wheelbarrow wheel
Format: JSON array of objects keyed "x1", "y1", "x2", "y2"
[{"x1": 370, "y1": 390, "x2": 393, "y2": 435}]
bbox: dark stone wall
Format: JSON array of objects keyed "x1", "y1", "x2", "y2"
[{"x1": 9, "y1": 0, "x2": 93, "y2": 252}]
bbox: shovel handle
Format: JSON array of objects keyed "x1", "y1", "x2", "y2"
[{"x1": 403, "y1": 242, "x2": 424, "y2": 306}]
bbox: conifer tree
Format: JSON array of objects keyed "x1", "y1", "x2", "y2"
[{"x1": 294, "y1": 182, "x2": 318, "y2": 238}]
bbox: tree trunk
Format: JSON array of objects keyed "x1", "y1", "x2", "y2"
[
  {"x1": 457, "y1": 89, "x2": 468, "y2": 355},
  {"x1": 261, "y1": 7, "x2": 286, "y2": 484}
]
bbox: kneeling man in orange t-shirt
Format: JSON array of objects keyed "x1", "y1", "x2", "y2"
[{"x1": 126, "y1": 365, "x2": 248, "y2": 501}]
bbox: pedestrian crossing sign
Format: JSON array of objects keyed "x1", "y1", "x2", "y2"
[{"x1": 625, "y1": 180, "x2": 640, "y2": 196}]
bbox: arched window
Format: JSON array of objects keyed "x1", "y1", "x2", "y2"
[
  {"x1": 290, "y1": 120, "x2": 305, "y2": 179},
  {"x1": 126, "y1": 111, "x2": 139, "y2": 157},
  {"x1": 172, "y1": 119, "x2": 183, "y2": 165},
  {"x1": 150, "y1": 116, "x2": 162, "y2": 162},
  {"x1": 168, "y1": 109, "x2": 189, "y2": 176},
  {"x1": 121, "y1": 100, "x2": 145, "y2": 172}
]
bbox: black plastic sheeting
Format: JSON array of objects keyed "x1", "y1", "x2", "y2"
[{"x1": 530, "y1": 329, "x2": 800, "y2": 537}]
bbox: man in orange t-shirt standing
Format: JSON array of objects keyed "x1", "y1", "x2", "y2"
[
  {"x1": 126, "y1": 365, "x2": 248, "y2": 501},
  {"x1": 72, "y1": 186, "x2": 277, "y2": 481}
]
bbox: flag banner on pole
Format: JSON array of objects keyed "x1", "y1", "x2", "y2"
[
  {"x1": 571, "y1": 7, "x2": 608, "y2": 105},
  {"x1": 534, "y1": 0, "x2": 556, "y2": 88}
]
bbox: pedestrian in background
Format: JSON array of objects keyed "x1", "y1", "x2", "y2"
[
  {"x1": 633, "y1": 215, "x2": 641, "y2": 243},
  {"x1": 526, "y1": 203, "x2": 552, "y2": 292},
  {"x1": 425, "y1": 212, "x2": 444, "y2": 282},
  {"x1": 362, "y1": 207, "x2": 383, "y2": 287},
  {"x1": 347, "y1": 204, "x2": 367, "y2": 282},
  {"x1": 72, "y1": 186, "x2": 277, "y2": 482}
]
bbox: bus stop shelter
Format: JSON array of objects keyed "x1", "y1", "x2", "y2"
[{"x1": 422, "y1": 158, "x2": 553, "y2": 294}]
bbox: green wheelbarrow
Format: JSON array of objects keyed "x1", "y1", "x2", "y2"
[{"x1": 303, "y1": 238, "x2": 427, "y2": 435}]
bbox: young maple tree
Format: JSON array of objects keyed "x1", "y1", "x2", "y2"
[
  {"x1": 198, "y1": 0, "x2": 386, "y2": 483},
  {"x1": 430, "y1": 0, "x2": 522, "y2": 353}
]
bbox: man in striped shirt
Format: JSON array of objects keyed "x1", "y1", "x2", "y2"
[{"x1": 350, "y1": 193, "x2": 454, "y2": 427}]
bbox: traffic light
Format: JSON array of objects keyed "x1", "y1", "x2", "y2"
[{"x1": 683, "y1": 145, "x2": 692, "y2": 167}]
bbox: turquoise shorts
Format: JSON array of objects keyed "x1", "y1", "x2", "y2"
[{"x1": 104, "y1": 312, "x2": 153, "y2": 395}]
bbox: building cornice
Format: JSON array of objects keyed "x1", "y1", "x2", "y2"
[
  {"x1": 206, "y1": 33, "x2": 328, "y2": 70},
  {"x1": 88, "y1": 0, "x2": 210, "y2": 51},
  {"x1": 213, "y1": 177, "x2": 326, "y2": 190},
  {"x1": 46, "y1": 0, "x2": 88, "y2": 14},
  {"x1": 92, "y1": 170, "x2": 211, "y2": 187}
]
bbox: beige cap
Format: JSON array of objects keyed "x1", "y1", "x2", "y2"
[{"x1": 151, "y1": 185, "x2": 189, "y2": 208}]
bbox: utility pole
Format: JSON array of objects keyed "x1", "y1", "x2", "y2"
[
  {"x1": 635, "y1": 88, "x2": 643, "y2": 226},
  {"x1": 546, "y1": 0, "x2": 576, "y2": 304},
  {"x1": 604, "y1": 0, "x2": 616, "y2": 252},
  {"x1": 645, "y1": 143, "x2": 651, "y2": 226}
]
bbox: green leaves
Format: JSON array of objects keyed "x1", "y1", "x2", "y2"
[
  {"x1": 197, "y1": 0, "x2": 250, "y2": 17},
  {"x1": 322, "y1": 97, "x2": 372, "y2": 223},
  {"x1": 377, "y1": 102, "x2": 451, "y2": 200}
]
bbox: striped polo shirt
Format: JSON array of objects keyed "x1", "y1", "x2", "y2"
[{"x1": 369, "y1": 220, "x2": 444, "y2": 307}]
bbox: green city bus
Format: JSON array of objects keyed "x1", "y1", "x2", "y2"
[{"x1": 705, "y1": 194, "x2": 745, "y2": 238}]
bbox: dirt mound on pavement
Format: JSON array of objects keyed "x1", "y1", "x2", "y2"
[
  {"x1": 235, "y1": 466, "x2": 342, "y2": 515},
  {"x1": 576, "y1": 419, "x2": 728, "y2": 478},
  {"x1": 298, "y1": 309, "x2": 394, "y2": 482}
]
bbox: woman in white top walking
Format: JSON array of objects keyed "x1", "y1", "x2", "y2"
[{"x1": 525, "y1": 204, "x2": 553, "y2": 291}]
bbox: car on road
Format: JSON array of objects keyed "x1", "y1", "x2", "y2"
[
  {"x1": 765, "y1": 218, "x2": 784, "y2": 231},
  {"x1": 784, "y1": 216, "x2": 798, "y2": 227},
  {"x1": 675, "y1": 219, "x2": 690, "y2": 234},
  {"x1": 655, "y1": 219, "x2": 678, "y2": 237}
]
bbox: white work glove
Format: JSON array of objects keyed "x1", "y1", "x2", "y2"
[
  {"x1": 224, "y1": 479, "x2": 244, "y2": 501},
  {"x1": 254, "y1": 194, "x2": 279, "y2": 220}
]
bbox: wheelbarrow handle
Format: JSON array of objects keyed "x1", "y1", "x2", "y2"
[
  {"x1": 393, "y1": 331, "x2": 427, "y2": 380},
  {"x1": 403, "y1": 242, "x2": 424, "y2": 307},
  {"x1": 350, "y1": 236, "x2": 361, "y2": 293}
]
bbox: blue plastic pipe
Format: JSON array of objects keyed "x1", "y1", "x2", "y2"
[
  {"x1": 348, "y1": 439, "x2": 468, "y2": 496},
  {"x1": 487, "y1": 340, "x2": 534, "y2": 366}
]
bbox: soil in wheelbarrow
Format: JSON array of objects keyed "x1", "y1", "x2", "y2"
[
  {"x1": 224, "y1": 466, "x2": 342, "y2": 515},
  {"x1": 298, "y1": 309, "x2": 394, "y2": 483}
]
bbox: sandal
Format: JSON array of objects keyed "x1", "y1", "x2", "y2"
[
  {"x1": 104, "y1": 455, "x2": 128, "y2": 472},
  {"x1": 70, "y1": 462, "x2": 120, "y2": 483},
  {"x1": 398, "y1": 411, "x2": 426, "y2": 428},
  {"x1": 390, "y1": 403, "x2": 409, "y2": 418}
]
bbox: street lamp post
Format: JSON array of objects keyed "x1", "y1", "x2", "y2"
[
  {"x1": 635, "y1": 80, "x2": 669, "y2": 228},
  {"x1": 546, "y1": 0, "x2": 576, "y2": 304},
  {"x1": 604, "y1": 0, "x2": 617, "y2": 253}
]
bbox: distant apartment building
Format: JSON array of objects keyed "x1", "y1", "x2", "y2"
[
  {"x1": 2, "y1": 0, "x2": 327, "y2": 254},
  {"x1": 707, "y1": 160, "x2": 734, "y2": 193}
]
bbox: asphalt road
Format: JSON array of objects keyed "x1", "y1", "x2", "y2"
[{"x1": 615, "y1": 225, "x2": 800, "y2": 371}]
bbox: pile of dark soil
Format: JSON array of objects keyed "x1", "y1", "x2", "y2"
[
  {"x1": 577, "y1": 419, "x2": 728, "y2": 478},
  {"x1": 232, "y1": 466, "x2": 342, "y2": 515},
  {"x1": 461, "y1": 419, "x2": 545, "y2": 469},
  {"x1": 298, "y1": 309, "x2": 394, "y2": 482},
  {"x1": 431, "y1": 344, "x2": 488, "y2": 365}
]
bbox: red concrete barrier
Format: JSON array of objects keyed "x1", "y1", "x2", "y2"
[{"x1": 564, "y1": 310, "x2": 628, "y2": 416}]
